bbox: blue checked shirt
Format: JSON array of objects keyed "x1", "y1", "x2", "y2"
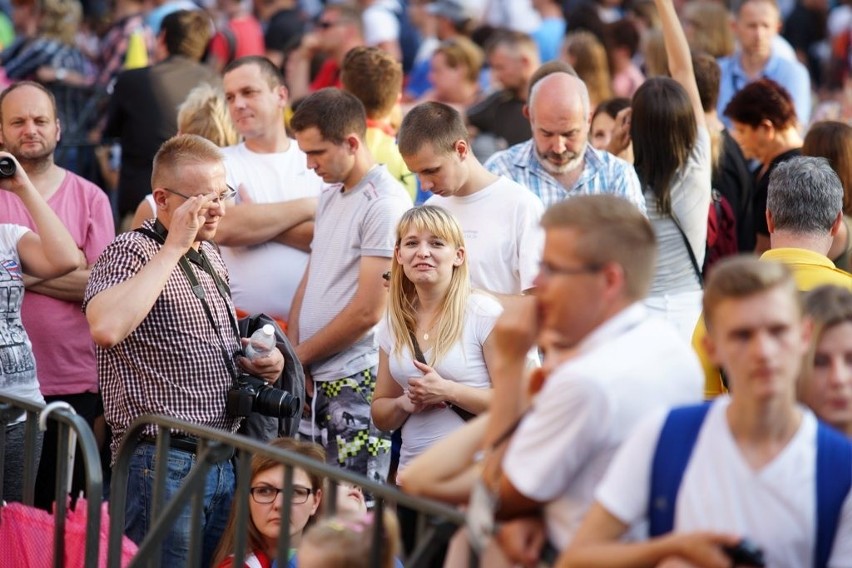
[{"x1": 484, "y1": 140, "x2": 646, "y2": 213}]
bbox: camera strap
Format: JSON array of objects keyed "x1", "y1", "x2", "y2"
[{"x1": 136, "y1": 221, "x2": 242, "y2": 380}]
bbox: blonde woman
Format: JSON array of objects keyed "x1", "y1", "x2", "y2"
[
  {"x1": 371, "y1": 205, "x2": 501, "y2": 555},
  {"x1": 372, "y1": 205, "x2": 500, "y2": 465},
  {"x1": 130, "y1": 83, "x2": 238, "y2": 228}
]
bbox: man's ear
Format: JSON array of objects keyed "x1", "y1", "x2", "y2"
[
  {"x1": 766, "y1": 209, "x2": 775, "y2": 234},
  {"x1": 522, "y1": 104, "x2": 530, "y2": 119},
  {"x1": 454, "y1": 139, "x2": 469, "y2": 160},
  {"x1": 55, "y1": 118, "x2": 61, "y2": 142},
  {"x1": 830, "y1": 211, "x2": 843, "y2": 237}
]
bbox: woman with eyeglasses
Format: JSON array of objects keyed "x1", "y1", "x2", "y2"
[{"x1": 212, "y1": 438, "x2": 326, "y2": 568}]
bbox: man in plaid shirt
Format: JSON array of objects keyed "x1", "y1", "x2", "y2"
[{"x1": 84, "y1": 134, "x2": 284, "y2": 567}]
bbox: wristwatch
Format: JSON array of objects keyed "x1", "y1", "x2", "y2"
[{"x1": 55, "y1": 68, "x2": 67, "y2": 81}]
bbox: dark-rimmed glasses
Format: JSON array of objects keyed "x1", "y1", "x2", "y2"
[
  {"x1": 538, "y1": 261, "x2": 603, "y2": 279},
  {"x1": 162, "y1": 185, "x2": 237, "y2": 204},
  {"x1": 250, "y1": 484, "x2": 313, "y2": 505}
]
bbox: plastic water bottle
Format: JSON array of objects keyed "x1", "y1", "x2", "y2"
[{"x1": 244, "y1": 324, "x2": 276, "y2": 360}]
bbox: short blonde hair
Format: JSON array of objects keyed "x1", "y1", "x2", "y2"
[
  {"x1": 541, "y1": 195, "x2": 657, "y2": 301},
  {"x1": 433, "y1": 37, "x2": 484, "y2": 84},
  {"x1": 177, "y1": 83, "x2": 238, "y2": 148},
  {"x1": 151, "y1": 134, "x2": 224, "y2": 190},
  {"x1": 702, "y1": 256, "x2": 798, "y2": 330}
]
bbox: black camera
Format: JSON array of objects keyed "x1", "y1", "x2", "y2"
[
  {"x1": 723, "y1": 538, "x2": 766, "y2": 567},
  {"x1": 226, "y1": 374, "x2": 300, "y2": 419},
  {"x1": 0, "y1": 157, "x2": 16, "y2": 178}
]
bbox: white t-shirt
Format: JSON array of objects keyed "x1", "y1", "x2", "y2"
[
  {"x1": 425, "y1": 177, "x2": 544, "y2": 294},
  {"x1": 376, "y1": 291, "x2": 501, "y2": 470},
  {"x1": 596, "y1": 398, "x2": 852, "y2": 568},
  {"x1": 219, "y1": 141, "x2": 323, "y2": 321},
  {"x1": 502, "y1": 304, "x2": 703, "y2": 550},
  {"x1": 0, "y1": 224, "x2": 45, "y2": 417}
]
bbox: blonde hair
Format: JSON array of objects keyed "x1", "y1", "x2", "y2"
[
  {"x1": 433, "y1": 37, "x2": 484, "y2": 85},
  {"x1": 39, "y1": 0, "x2": 82, "y2": 45},
  {"x1": 562, "y1": 31, "x2": 612, "y2": 108},
  {"x1": 151, "y1": 134, "x2": 224, "y2": 190},
  {"x1": 388, "y1": 206, "x2": 469, "y2": 366},
  {"x1": 300, "y1": 511, "x2": 400, "y2": 568},
  {"x1": 684, "y1": 1, "x2": 735, "y2": 58},
  {"x1": 177, "y1": 83, "x2": 238, "y2": 148},
  {"x1": 702, "y1": 257, "x2": 798, "y2": 330}
]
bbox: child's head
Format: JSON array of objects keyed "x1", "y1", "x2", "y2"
[{"x1": 298, "y1": 511, "x2": 400, "y2": 568}]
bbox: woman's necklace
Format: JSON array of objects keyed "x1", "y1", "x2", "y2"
[{"x1": 419, "y1": 316, "x2": 439, "y2": 341}]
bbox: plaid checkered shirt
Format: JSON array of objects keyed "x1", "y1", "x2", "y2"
[
  {"x1": 484, "y1": 140, "x2": 646, "y2": 213},
  {"x1": 84, "y1": 223, "x2": 241, "y2": 462}
]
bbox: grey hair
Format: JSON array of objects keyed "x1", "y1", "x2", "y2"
[
  {"x1": 767, "y1": 156, "x2": 843, "y2": 234},
  {"x1": 528, "y1": 73, "x2": 591, "y2": 122}
]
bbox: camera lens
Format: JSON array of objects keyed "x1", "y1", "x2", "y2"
[
  {"x1": 0, "y1": 157, "x2": 15, "y2": 178},
  {"x1": 255, "y1": 386, "x2": 300, "y2": 418}
]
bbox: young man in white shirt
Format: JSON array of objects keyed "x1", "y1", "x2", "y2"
[{"x1": 561, "y1": 256, "x2": 852, "y2": 568}]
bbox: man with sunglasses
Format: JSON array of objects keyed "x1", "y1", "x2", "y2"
[
  {"x1": 285, "y1": 3, "x2": 365, "y2": 101},
  {"x1": 84, "y1": 134, "x2": 285, "y2": 567}
]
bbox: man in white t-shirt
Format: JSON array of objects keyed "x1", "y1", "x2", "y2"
[
  {"x1": 561, "y1": 257, "x2": 852, "y2": 568},
  {"x1": 289, "y1": 88, "x2": 411, "y2": 482},
  {"x1": 398, "y1": 101, "x2": 544, "y2": 296},
  {"x1": 480, "y1": 195, "x2": 702, "y2": 563},
  {"x1": 217, "y1": 56, "x2": 322, "y2": 324}
]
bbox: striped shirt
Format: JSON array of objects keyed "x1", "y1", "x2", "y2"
[
  {"x1": 484, "y1": 140, "x2": 646, "y2": 213},
  {"x1": 83, "y1": 223, "x2": 241, "y2": 461}
]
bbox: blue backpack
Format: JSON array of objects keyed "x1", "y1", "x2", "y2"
[{"x1": 648, "y1": 403, "x2": 852, "y2": 568}]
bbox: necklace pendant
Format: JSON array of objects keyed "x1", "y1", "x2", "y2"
[{"x1": 423, "y1": 332, "x2": 429, "y2": 341}]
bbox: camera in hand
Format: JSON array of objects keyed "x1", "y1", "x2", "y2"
[
  {"x1": 227, "y1": 373, "x2": 300, "y2": 419},
  {"x1": 0, "y1": 157, "x2": 16, "y2": 178},
  {"x1": 723, "y1": 538, "x2": 765, "y2": 567}
]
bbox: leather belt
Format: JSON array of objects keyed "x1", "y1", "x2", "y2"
[{"x1": 139, "y1": 434, "x2": 199, "y2": 454}]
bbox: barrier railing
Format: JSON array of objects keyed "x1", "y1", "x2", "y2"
[
  {"x1": 0, "y1": 392, "x2": 104, "y2": 568},
  {"x1": 108, "y1": 414, "x2": 475, "y2": 568}
]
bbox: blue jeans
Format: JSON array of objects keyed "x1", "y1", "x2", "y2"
[{"x1": 124, "y1": 443, "x2": 235, "y2": 567}]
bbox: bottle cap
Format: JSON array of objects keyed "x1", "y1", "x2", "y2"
[{"x1": 261, "y1": 324, "x2": 275, "y2": 336}]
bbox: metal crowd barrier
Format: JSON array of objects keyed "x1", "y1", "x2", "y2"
[
  {"x1": 0, "y1": 392, "x2": 104, "y2": 568},
  {"x1": 108, "y1": 414, "x2": 476, "y2": 568}
]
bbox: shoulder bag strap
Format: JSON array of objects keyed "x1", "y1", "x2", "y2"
[
  {"x1": 670, "y1": 212, "x2": 704, "y2": 287},
  {"x1": 814, "y1": 420, "x2": 852, "y2": 568}
]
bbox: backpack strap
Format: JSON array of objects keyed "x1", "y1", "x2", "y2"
[
  {"x1": 814, "y1": 421, "x2": 852, "y2": 568},
  {"x1": 648, "y1": 403, "x2": 713, "y2": 537}
]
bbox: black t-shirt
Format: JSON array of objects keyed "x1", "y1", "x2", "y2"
[
  {"x1": 466, "y1": 89, "x2": 531, "y2": 147},
  {"x1": 753, "y1": 147, "x2": 802, "y2": 237}
]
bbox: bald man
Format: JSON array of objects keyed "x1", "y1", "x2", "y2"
[{"x1": 485, "y1": 72, "x2": 644, "y2": 212}]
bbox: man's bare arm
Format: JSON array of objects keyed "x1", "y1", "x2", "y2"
[
  {"x1": 215, "y1": 198, "x2": 317, "y2": 247},
  {"x1": 272, "y1": 221, "x2": 314, "y2": 252},
  {"x1": 24, "y1": 266, "x2": 92, "y2": 302}
]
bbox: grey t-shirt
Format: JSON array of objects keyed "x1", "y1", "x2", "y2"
[{"x1": 299, "y1": 165, "x2": 412, "y2": 381}]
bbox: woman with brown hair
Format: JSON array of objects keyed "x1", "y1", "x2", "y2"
[
  {"x1": 212, "y1": 438, "x2": 326, "y2": 568},
  {"x1": 561, "y1": 30, "x2": 612, "y2": 111},
  {"x1": 803, "y1": 121, "x2": 852, "y2": 270},
  {"x1": 417, "y1": 36, "x2": 483, "y2": 111},
  {"x1": 724, "y1": 78, "x2": 803, "y2": 253}
]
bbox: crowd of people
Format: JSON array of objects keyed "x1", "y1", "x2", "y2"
[{"x1": 0, "y1": 0, "x2": 851, "y2": 566}]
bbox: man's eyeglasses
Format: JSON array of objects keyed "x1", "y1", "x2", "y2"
[
  {"x1": 315, "y1": 20, "x2": 338, "y2": 30},
  {"x1": 162, "y1": 185, "x2": 237, "y2": 204},
  {"x1": 250, "y1": 484, "x2": 313, "y2": 505},
  {"x1": 538, "y1": 261, "x2": 603, "y2": 279}
]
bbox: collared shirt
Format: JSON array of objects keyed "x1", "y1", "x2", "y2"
[
  {"x1": 503, "y1": 303, "x2": 702, "y2": 549},
  {"x1": 484, "y1": 140, "x2": 646, "y2": 213},
  {"x1": 717, "y1": 50, "x2": 811, "y2": 127},
  {"x1": 83, "y1": 221, "x2": 241, "y2": 461}
]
